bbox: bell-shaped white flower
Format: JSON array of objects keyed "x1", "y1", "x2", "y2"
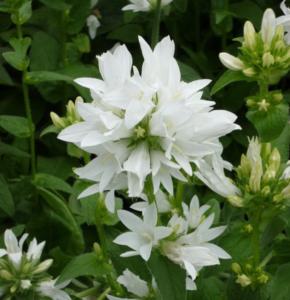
[
  {"x1": 276, "y1": 1, "x2": 290, "y2": 44},
  {"x1": 86, "y1": 15, "x2": 100, "y2": 39},
  {"x1": 36, "y1": 279, "x2": 71, "y2": 300},
  {"x1": 114, "y1": 203, "x2": 172, "y2": 261},
  {"x1": 117, "y1": 269, "x2": 150, "y2": 297},
  {"x1": 122, "y1": 0, "x2": 173, "y2": 12}
]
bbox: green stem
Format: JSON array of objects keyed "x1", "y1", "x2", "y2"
[
  {"x1": 251, "y1": 210, "x2": 262, "y2": 267},
  {"x1": 95, "y1": 203, "x2": 123, "y2": 295},
  {"x1": 151, "y1": 0, "x2": 162, "y2": 48},
  {"x1": 258, "y1": 81, "x2": 268, "y2": 96},
  {"x1": 17, "y1": 24, "x2": 36, "y2": 177},
  {"x1": 258, "y1": 251, "x2": 274, "y2": 269},
  {"x1": 75, "y1": 286, "x2": 101, "y2": 298},
  {"x1": 145, "y1": 177, "x2": 156, "y2": 204},
  {"x1": 96, "y1": 288, "x2": 111, "y2": 300}
]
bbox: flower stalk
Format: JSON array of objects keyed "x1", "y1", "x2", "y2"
[{"x1": 151, "y1": 0, "x2": 162, "y2": 47}]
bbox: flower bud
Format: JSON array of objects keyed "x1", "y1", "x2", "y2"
[
  {"x1": 244, "y1": 21, "x2": 256, "y2": 49},
  {"x1": 261, "y1": 186, "x2": 271, "y2": 197},
  {"x1": 227, "y1": 195, "x2": 244, "y2": 207},
  {"x1": 243, "y1": 67, "x2": 256, "y2": 77},
  {"x1": 232, "y1": 262, "x2": 242, "y2": 274},
  {"x1": 0, "y1": 269, "x2": 13, "y2": 280},
  {"x1": 272, "y1": 92, "x2": 283, "y2": 103},
  {"x1": 257, "y1": 99, "x2": 270, "y2": 111},
  {"x1": 269, "y1": 148, "x2": 281, "y2": 173},
  {"x1": 50, "y1": 112, "x2": 66, "y2": 129},
  {"x1": 274, "y1": 40, "x2": 286, "y2": 52},
  {"x1": 244, "y1": 224, "x2": 253, "y2": 233},
  {"x1": 257, "y1": 273, "x2": 269, "y2": 284},
  {"x1": 219, "y1": 52, "x2": 245, "y2": 71},
  {"x1": 261, "y1": 9, "x2": 276, "y2": 45},
  {"x1": 66, "y1": 100, "x2": 76, "y2": 118},
  {"x1": 32, "y1": 259, "x2": 53, "y2": 274},
  {"x1": 20, "y1": 279, "x2": 32, "y2": 290},
  {"x1": 262, "y1": 52, "x2": 275, "y2": 67},
  {"x1": 236, "y1": 274, "x2": 252, "y2": 287},
  {"x1": 275, "y1": 25, "x2": 285, "y2": 41}
]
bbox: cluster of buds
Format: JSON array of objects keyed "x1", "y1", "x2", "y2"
[
  {"x1": 232, "y1": 262, "x2": 269, "y2": 288},
  {"x1": 50, "y1": 96, "x2": 83, "y2": 131},
  {"x1": 228, "y1": 138, "x2": 290, "y2": 209},
  {"x1": 0, "y1": 229, "x2": 70, "y2": 299},
  {"x1": 219, "y1": 8, "x2": 290, "y2": 85},
  {"x1": 246, "y1": 90, "x2": 283, "y2": 111}
]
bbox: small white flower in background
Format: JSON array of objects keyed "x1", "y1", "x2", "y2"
[
  {"x1": 118, "y1": 269, "x2": 150, "y2": 297},
  {"x1": 37, "y1": 279, "x2": 71, "y2": 300},
  {"x1": 194, "y1": 154, "x2": 241, "y2": 198},
  {"x1": 114, "y1": 203, "x2": 172, "y2": 260},
  {"x1": 58, "y1": 35, "x2": 240, "y2": 201},
  {"x1": 87, "y1": 15, "x2": 100, "y2": 39},
  {"x1": 277, "y1": 0, "x2": 290, "y2": 44},
  {"x1": 122, "y1": 0, "x2": 174, "y2": 12},
  {"x1": 0, "y1": 229, "x2": 71, "y2": 299},
  {"x1": 162, "y1": 196, "x2": 230, "y2": 285}
]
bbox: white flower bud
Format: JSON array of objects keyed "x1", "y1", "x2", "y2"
[
  {"x1": 261, "y1": 9, "x2": 276, "y2": 45},
  {"x1": 219, "y1": 52, "x2": 245, "y2": 71},
  {"x1": 227, "y1": 195, "x2": 244, "y2": 207},
  {"x1": 244, "y1": 21, "x2": 256, "y2": 49},
  {"x1": 21, "y1": 280, "x2": 32, "y2": 290},
  {"x1": 243, "y1": 67, "x2": 256, "y2": 77},
  {"x1": 32, "y1": 259, "x2": 53, "y2": 274}
]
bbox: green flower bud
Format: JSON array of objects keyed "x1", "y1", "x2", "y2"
[
  {"x1": 257, "y1": 273, "x2": 269, "y2": 284},
  {"x1": 262, "y1": 52, "x2": 275, "y2": 67},
  {"x1": 243, "y1": 67, "x2": 256, "y2": 77},
  {"x1": 50, "y1": 112, "x2": 66, "y2": 129},
  {"x1": 244, "y1": 224, "x2": 253, "y2": 233},
  {"x1": 269, "y1": 148, "x2": 281, "y2": 173},
  {"x1": 228, "y1": 195, "x2": 244, "y2": 207},
  {"x1": 32, "y1": 259, "x2": 53, "y2": 274},
  {"x1": 244, "y1": 21, "x2": 256, "y2": 50},
  {"x1": 257, "y1": 99, "x2": 270, "y2": 111},
  {"x1": 272, "y1": 92, "x2": 283, "y2": 103},
  {"x1": 0, "y1": 269, "x2": 13, "y2": 280},
  {"x1": 261, "y1": 186, "x2": 271, "y2": 197},
  {"x1": 236, "y1": 274, "x2": 252, "y2": 287},
  {"x1": 232, "y1": 262, "x2": 242, "y2": 274}
]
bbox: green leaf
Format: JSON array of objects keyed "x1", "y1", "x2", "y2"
[
  {"x1": 30, "y1": 31, "x2": 61, "y2": 71},
  {"x1": 0, "y1": 175, "x2": 15, "y2": 216},
  {"x1": 211, "y1": 70, "x2": 248, "y2": 96},
  {"x1": 11, "y1": 1, "x2": 32, "y2": 25},
  {"x1": 192, "y1": 276, "x2": 226, "y2": 300},
  {"x1": 0, "y1": 115, "x2": 31, "y2": 138},
  {"x1": 2, "y1": 37, "x2": 31, "y2": 71},
  {"x1": 38, "y1": 0, "x2": 71, "y2": 11},
  {"x1": 40, "y1": 125, "x2": 59, "y2": 137},
  {"x1": 37, "y1": 187, "x2": 84, "y2": 253},
  {"x1": 178, "y1": 61, "x2": 200, "y2": 82},
  {"x1": 57, "y1": 252, "x2": 112, "y2": 284},
  {"x1": 0, "y1": 141, "x2": 30, "y2": 158},
  {"x1": 207, "y1": 198, "x2": 221, "y2": 225},
  {"x1": 147, "y1": 252, "x2": 186, "y2": 300},
  {"x1": 246, "y1": 104, "x2": 289, "y2": 142},
  {"x1": 33, "y1": 173, "x2": 73, "y2": 194},
  {"x1": 270, "y1": 263, "x2": 290, "y2": 300}
]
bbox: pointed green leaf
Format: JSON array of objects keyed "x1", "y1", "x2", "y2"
[
  {"x1": 0, "y1": 175, "x2": 15, "y2": 216},
  {"x1": 0, "y1": 115, "x2": 32, "y2": 138}
]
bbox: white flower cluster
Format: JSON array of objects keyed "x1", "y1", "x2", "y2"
[
  {"x1": 0, "y1": 229, "x2": 70, "y2": 300},
  {"x1": 114, "y1": 196, "x2": 230, "y2": 290},
  {"x1": 58, "y1": 36, "x2": 239, "y2": 211},
  {"x1": 122, "y1": 0, "x2": 174, "y2": 12}
]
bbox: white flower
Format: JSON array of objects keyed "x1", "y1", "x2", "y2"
[
  {"x1": 114, "y1": 203, "x2": 172, "y2": 260},
  {"x1": 0, "y1": 229, "x2": 45, "y2": 270},
  {"x1": 58, "y1": 36, "x2": 240, "y2": 199},
  {"x1": 122, "y1": 0, "x2": 173, "y2": 12},
  {"x1": 87, "y1": 15, "x2": 101, "y2": 39},
  {"x1": 162, "y1": 196, "x2": 230, "y2": 282},
  {"x1": 117, "y1": 269, "x2": 150, "y2": 297},
  {"x1": 276, "y1": 1, "x2": 290, "y2": 44},
  {"x1": 281, "y1": 160, "x2": 290, "y2": 179},
  {"x1": 0, "y1": 229, "x2": 28, "y2": 269},
  {"x1": 261, "y1": 8, "x2": 276, "y2": 45},
  {"x1": 194, "y1": 154, "x2": 241, "y2": 198},
  {"x1": 37, "y1": 279, "x2": 71, "y2": 300},
  {"x1": 219, "y1": 52, "x2": 245, "y2": 71}
]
